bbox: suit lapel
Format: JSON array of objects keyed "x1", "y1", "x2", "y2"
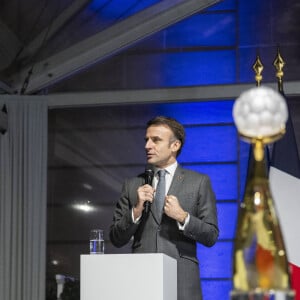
[{"x1": 168, "y1": 165, "x2": 185, "y2": 196}]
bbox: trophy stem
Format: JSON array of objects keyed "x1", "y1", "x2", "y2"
[{"x1": 231, "y1": 140, "x2": 295, "y2": 299}]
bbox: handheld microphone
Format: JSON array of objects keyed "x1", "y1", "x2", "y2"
[{"x1": 144, "y1": 167, "x2": 154, "y2": 214}]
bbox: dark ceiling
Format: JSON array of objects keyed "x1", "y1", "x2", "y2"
[
  {"x1": 0, "y1": 0, "x2": 229, "y2": 95},
  {"x1": 1, "y1": 0, "x2": 300, "y2": 96}
]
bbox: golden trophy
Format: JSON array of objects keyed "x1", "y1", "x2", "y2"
[{"x1": 230, "y1": 82, "x2": 295, "y2": 299}]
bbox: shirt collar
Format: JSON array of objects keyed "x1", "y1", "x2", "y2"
[{"x1": 154, "y1": 161, "x2": 177, "y2": 177}]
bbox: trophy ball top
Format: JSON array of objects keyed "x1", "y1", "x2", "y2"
[{"x1": 233, "y1": 86, "x2": 288, "y2": 139}]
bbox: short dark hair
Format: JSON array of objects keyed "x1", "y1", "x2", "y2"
[{"x1": 147, "y1": 116, "x2": 185, "y2": 156}]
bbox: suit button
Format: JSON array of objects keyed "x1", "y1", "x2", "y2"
[{"x1": 157, "y1": 226, "x2": 161, "y2": 232}]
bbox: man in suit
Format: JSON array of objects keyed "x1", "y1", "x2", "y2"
[{"x1": 109, "y1": 116, "x2": 219, "y2": 300}]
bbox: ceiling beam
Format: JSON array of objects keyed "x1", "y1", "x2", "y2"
[
  {"x1": 45, "y1": 81, "x2": 300, "y2": 108},
  {"x1": 2, "y1": 81, "x2": 300, "y2": 108},
  {"x1": 18, "y1": 0, "x2": 91, "y2": 60},
  {"x1": 10, "y1": 0, "x2": 221, "y2": 94}
]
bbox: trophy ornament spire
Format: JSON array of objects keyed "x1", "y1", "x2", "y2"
[
  {"x1": 253, "y1": 54, "x2": 264, "y2": 87},
  {"x1": 273, "y1": 47, "x2": 285, "y2": 93}
]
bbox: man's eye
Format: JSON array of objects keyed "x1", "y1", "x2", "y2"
[{"x1": 145, "y1": 137, "x2": 161, "y2": 143}]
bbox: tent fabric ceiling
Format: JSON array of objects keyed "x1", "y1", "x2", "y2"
[
  {"x1": 0, "y1": 0, "x2": 300, "y2": 96},
  {"x1": 0, "y1": 0, "x2": 222, "y2": 95},
  {"x1": 0, "y1": 0, "x2": 160, "y2": 93}
]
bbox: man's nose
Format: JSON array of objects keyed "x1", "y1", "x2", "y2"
[{"x1": 145, "y1": 139, "x2": 153, "y2": 149}]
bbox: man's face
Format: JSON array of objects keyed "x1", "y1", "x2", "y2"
[{"x1": 145, "y1": 125, "x2": 180, "y2": 168}]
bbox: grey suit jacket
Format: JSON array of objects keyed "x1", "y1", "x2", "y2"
[{"x1": 110, "y1": 165, "x2": 219, "y2": 300}]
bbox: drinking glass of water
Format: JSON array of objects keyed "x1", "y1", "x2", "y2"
[{"x1": 90, "y1": 229, "x2": 104, "y2": 254}]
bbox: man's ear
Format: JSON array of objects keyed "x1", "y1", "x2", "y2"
[{"x1": 171, "y1": 140, "x2": 181, "y2": 152}]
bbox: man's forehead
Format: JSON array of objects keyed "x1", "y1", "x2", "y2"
[{"x1": 146, "y1": 124, "x2": 172, "y2": 136}]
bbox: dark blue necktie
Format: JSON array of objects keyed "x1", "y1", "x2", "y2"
[{"x1": 155, "y1": 169, "x2": 166, "y2": 216}]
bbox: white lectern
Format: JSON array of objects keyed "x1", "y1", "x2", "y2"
[{"x1": 80, "y1": 253, "x2": 177, "y2": 300}]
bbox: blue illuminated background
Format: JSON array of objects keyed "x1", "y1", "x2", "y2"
[
  {"x1": 134, "y1": 101, "x2": 242, "y2": 298},
  {"x1": 49, "y1": 100, "x2": 250, "y2": 300},
  {"x1": 47, "y1": 0, "x2": 272, "y2": 299},
  {"x1": 135, "y1": 101, "x2": 242, "y2": 298}
]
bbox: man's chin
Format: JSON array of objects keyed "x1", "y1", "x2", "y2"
[{"x1": 147, "y1": 157, "x2": 156, "y2": 165}]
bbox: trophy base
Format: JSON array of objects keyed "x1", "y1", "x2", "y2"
[{"x1": 230, "y1": 289, "x2": 295, "y2": 300}]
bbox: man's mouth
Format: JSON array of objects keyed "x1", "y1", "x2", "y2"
[{"x1": 146, "y1": 153, "x2": 154, "y2": 159}]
